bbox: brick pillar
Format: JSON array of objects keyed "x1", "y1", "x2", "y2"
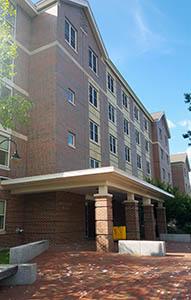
[
  {"x1": 94, "y1": 193, "x2": 114, "y2": 252},
  {"x1": 124, "y1": 194, "x2": 140, "y2": 240},
  {"x1": 156, "y1": 203, "x2": 167, "y2": 235},
  {"x1": 143, "y1": 198, "x2": 156, "y2": 240}
]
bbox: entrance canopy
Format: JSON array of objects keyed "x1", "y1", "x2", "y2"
[{"x1": 1, "y1": 167, "x2": 173, "y2": 201}]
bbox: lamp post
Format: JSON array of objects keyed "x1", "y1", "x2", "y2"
[{"x1": 0, "y1": 137, "x2": 21, "y2": 160}]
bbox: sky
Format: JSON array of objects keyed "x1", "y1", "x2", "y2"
[{"x1": 32, "y1": 0, "x2": 191, "y2": 164}]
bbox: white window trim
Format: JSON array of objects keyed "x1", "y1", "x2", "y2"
[
  {"x1": 109, "y1": 134, "x2": 117, "y2": 155},
  {"x1": 66, "y1": 88, "x2": 75, "y2": 106},
  {"x1": 135, "y1": 129, "x2": 140, "y2": 145},
  {"x1": 0, "y1": 132, "x2": 11, "y2": 170},
  {"x1": 107, "y1": 73, "x2": 115, "y2": 94},
  {"x1": 124, "y1": 118, "x2": 129, "y2": 135},
  {"x1": 134, "y1": 105, "x2": 139, "y2": 122},
  {"x1": 108, "y1": 103, "x2": 116, "y2": 124},
  {"x1": 89, "y1": 157, "x2": 100, "y2": 168},
  {"x1": 68, "y1": 131, "x2": 76, "y2": 149},
  {"x1": 0, "y1": 200, "x2": 6, "y2": 232},
  {"x1": 122, "y1": 90, "x2": 129, "y2": 110},
  {"x1": 89, "y1": 83, "x2": 98, "y2": 109},
  {"x1": 65, "y1": 19, "x2": 78, "y2": 53},
  {"x1": 125, "y1": 146, "x2": 131, "y2": 163},
  {"x1": 89, "y1": 120, "x2": 99, "y2": 145},
  {"x1": 137, "y1": 154, "x2": 142, "y2": 169},
  {"x1": 89, "y1": 48, "x2": 98, "y2": 75}
]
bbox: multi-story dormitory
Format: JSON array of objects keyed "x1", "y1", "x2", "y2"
[{"x1": 0, "y1": 0, "x2": 183, "y2": 252}]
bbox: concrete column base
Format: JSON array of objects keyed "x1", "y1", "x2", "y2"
[
  {"x1": 94, "y1": 194, "x2": 114, "y2": 252},
  {"x1": 124, "y1": 200, "x2": 140, "y2": 240},
  {"x1": 143, "y1": 204, "x2": 156, "y2": 240}
]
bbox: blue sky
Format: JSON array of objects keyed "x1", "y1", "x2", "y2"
[{"x1": 33, "y1": 0, "x2": 191, "y2": 163}]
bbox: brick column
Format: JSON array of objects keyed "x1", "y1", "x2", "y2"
[
  {"x1": 124, "y1": 193, "x2": 140, "y2": 240},
  {"x1": 156, "y1": 202, "x2": 167, "y2": 235},
  {"x1": 94, "y1": 193, "x2": 114, "y2": 252},
  {"x1": 143, "y1": 198, "x2": 156, "y2": 240}
]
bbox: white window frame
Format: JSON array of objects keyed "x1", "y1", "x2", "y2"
[
  {"x1": 0, "y1": 133, "x2": 10, "y2": 169},
  {"x1": 0, "y1": 200, "x2": 6, "y2": 232},
  {"x1": 89, "y1": 120, "x2": 99, "y2": 144},
  {"x1": 135, "y1": 129, "x2": 140, "y2": 145},
  {"x1": 124, "y1": 118, "x2": 129, "y2": 135},
  {"x1": 89, "y1": 83, "x2": 98, "y2": 108},
  {"x1": 89, "y1": 157, "x2": 100, "y2": 169},
  {"x1": 122, "y1": 91, "x2": 129, "y2": 109},
  {"x1": 66, "y1": 88, "x2": 75, "y2": 105},
  {"x1": 146, "y1": 161, "x2": 151, "y2": 175},
  {"x1": 125, "y1": 146, "x2": 130, "y2": 163},
  {"x1": 107, "y1": 73, "x2": 114, "y2": 93},
  {"x1": 65, "y1": 19, "x2": 77, "y2": 51},
  {"x1": 108, "y1": 103, "x2": 116, "y2": 123},
  {"x1": 67, "y1": 131, "x2": 76, "y2": 148},
  {"x1": 134, "y1": 105, "x2": 139, "y2": 121},
  {"x1": 109, "y1": 134, "x2": 117, "y2": 154},
  {"x1": 137, "y1": 154, "x2": 142, "y2": 169},
  {"x1": 145, "y1": 139, "x2": 149, "y2": 152},
  {"x1": 144, "y1": 118, "x2": 148, "y2": 131},
  {"x1": 89, "y1": 48, "x2": 98, "y2": 74}
]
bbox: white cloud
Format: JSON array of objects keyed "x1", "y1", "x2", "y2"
[
  {"x1": 178, "y1": 120, "x2": 191, "y2": 131},
  {"x1": 167, "y1": 119, "x2": 176, "y2": 129}
]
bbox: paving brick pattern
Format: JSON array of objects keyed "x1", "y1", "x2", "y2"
[{"x1": 0, "y1": 242, "x2": 191, "y2": 300}]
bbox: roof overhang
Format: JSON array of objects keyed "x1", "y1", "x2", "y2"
[{"x1": 1, "y1": 167, "x2": 174, "y2": 201}]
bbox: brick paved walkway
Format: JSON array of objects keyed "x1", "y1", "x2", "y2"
[{"x1": 0, "y1": 242, "x2": 191, "y2": 300}]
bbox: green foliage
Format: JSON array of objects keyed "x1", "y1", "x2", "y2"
[
  {"x1": 0, "y1": 248, "x2": 9, "y2": 264},
  {"x1": 0, "y1": 93, "x2": 32, "y2": 129},
  {"x1": 183, "y1": 93, "x2": 191, "y2": 145},
  {"x1": 0, "y1": 0, "x2": 32, "y2": 130},
  {"x1": 146, "y1": 177, "x2": 191, "y2": 234}
]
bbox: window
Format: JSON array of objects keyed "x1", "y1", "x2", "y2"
[
  {"x1": 89, "y1": 120, "x2": 99, "y2": 143},
  {"x1": 65, "y1": 19, "x2": 77, "y2": 50},
  {"x1": 68, "y1": 132, "x2": 76, "y2": 147},
  {"x1": 159, "y1": 128, "x2": 162, "y2": 140},
  {"x1": 107, "y1": 73, "x2": 114, "y2": 93},
  {"x1": 168, "y1": 173, "x2": 171, "y2": 183},
  {"x1": 162, "y1": 168, "x2": 166, "y2": 180},
  {"x1": 125, "y1": 146, "x2": 130, "y2": 163},
  {"x1": 122, "y1": 91, "x2": 129, "y2": 109},
  {"x1": 89, "y1": 84, "x2": 98, "y2": 108},
  {"x1": 145, "y1": 140, "x2": 149, "y2": 152},
  {"x1": 144, "y1": 118, "x2": 148, "y2": 131},
  {"x1": 124, "y1": 119, "x2": 129, "y2": 135},
  {"x1": 146, "y1": 161, "x2": 151, "y2": 175},
  {"x1": 137, "y1": 154, "x2": 142, "y2": 169},
  {"x1": 109, "y1": 135, "x2": 117, "y2": 154},
  {"x1": 66, "y1": 88, "x2": 75, "y2": 105},
  {"x1": 135, "y1": 129, "x2": 140, "y2": 145},
  {"x1": 108, "y1": 103, "x2": 116, "y2": 123},
  {"x1": 134, "y1": 106, "x2": 139, "y2": 121},
  {"x1": 166, "y1": 154, "x2": 169, "y2": 164},
  {"x1": 161, "y1": 148, "x2": 164, "y2": 160},
  {"x1": 0, "y1": 135, "x2": 9, "y2": 167},
  {"x1": 165, "y1": 135, "x2": 168, "y2": 146},
  {"x1": 90, "y1": 157, "x2": 99, "y2": 168},
  {"x1": 89, "y1": 48, "x2": 98, "y2": 74},
  {"x1": 0, "y1": 200, "x2": 6, "y2": 231}
]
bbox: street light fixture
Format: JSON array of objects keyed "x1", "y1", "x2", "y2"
[{"x1": 0, "y1": 138, "x2": 21, "y2": 161}]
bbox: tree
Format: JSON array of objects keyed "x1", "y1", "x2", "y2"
[
  {"x1": 146, "y1": 177, "x2": 191, "y2": 234},
  {"x1": 0, "y1": 0, "x2": 32, "y2": 130},
  {"x1": 183, "y1": 93, "x2": 191, "y2": 146}
]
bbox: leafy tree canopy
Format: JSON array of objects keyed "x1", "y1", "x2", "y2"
[{"x1": 0, "y1": 0, "x2": 32, "y2": 130}]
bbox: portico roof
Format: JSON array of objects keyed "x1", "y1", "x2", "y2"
[{"x1": 1, "y1": 167, "x2": 174, "y2": 201}]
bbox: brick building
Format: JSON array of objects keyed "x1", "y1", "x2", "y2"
[
  {"x1": 170, "y1": 153, "x2": 191, "y2": 195},
  {"x1": 0, "y1": 0, "x2": 174, "y2": 252}
]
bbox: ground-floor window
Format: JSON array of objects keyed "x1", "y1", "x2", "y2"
[{"x1": 0, "y1": 200, "x2": 6, "y2": 231}]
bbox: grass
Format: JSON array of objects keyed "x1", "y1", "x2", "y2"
[{"x1": 0, "y1": 249, "x2": 9, "y2": 264}]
